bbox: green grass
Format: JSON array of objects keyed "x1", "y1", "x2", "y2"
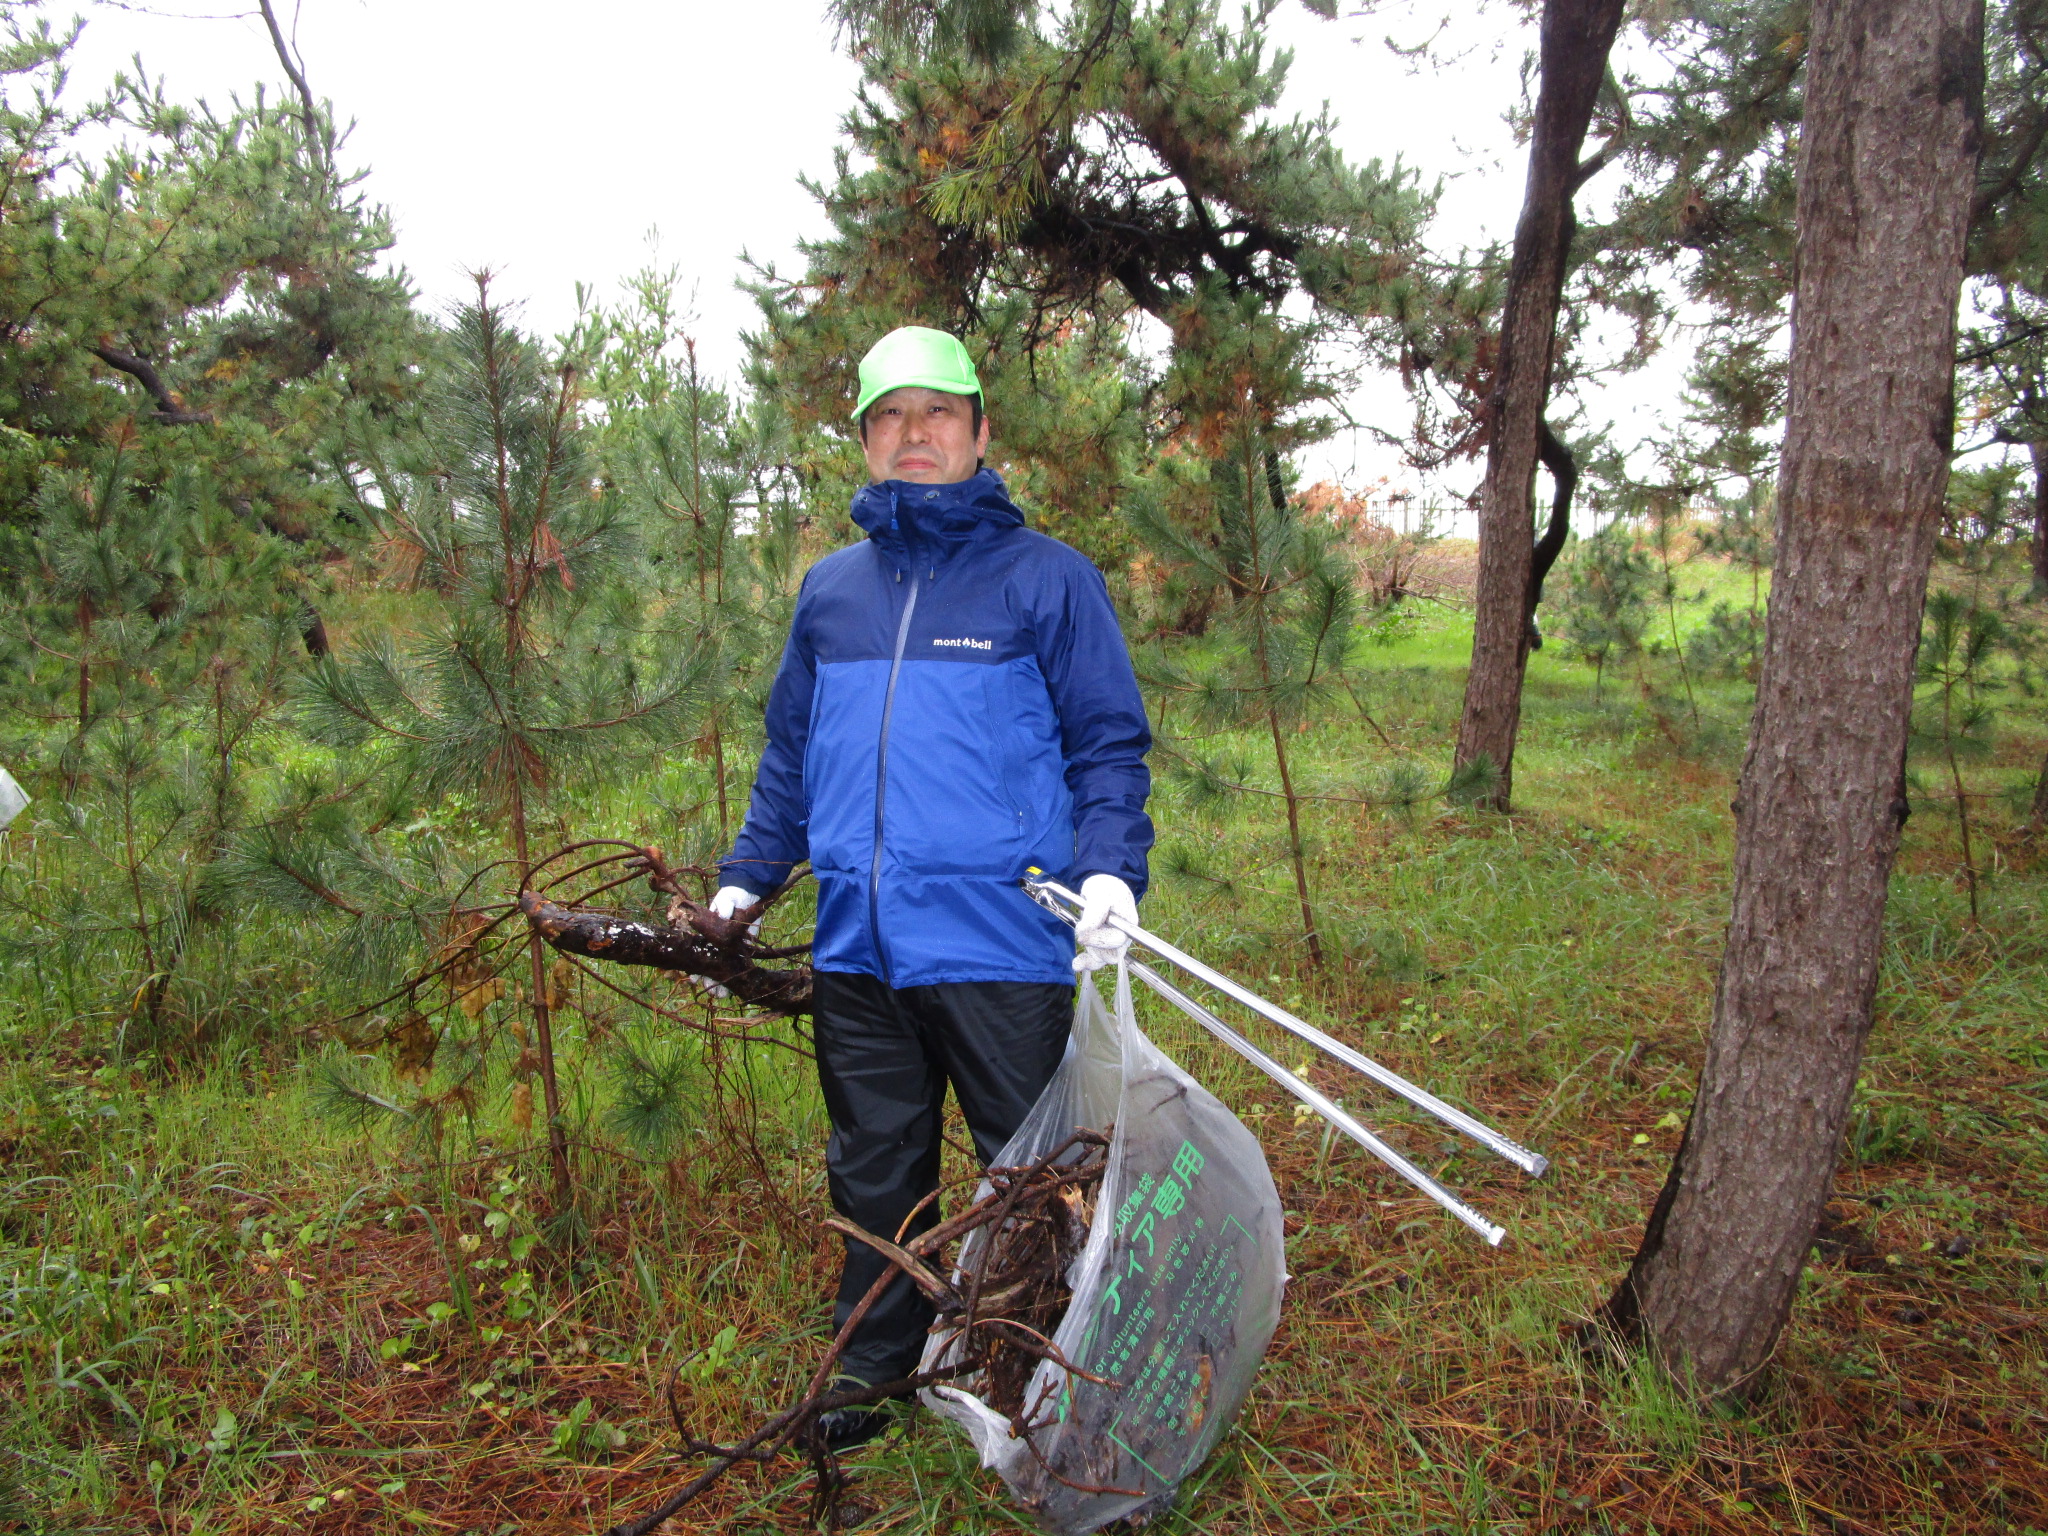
[{"x1": 3, "y1": 560, "x2": 2046, "y2": 1534}]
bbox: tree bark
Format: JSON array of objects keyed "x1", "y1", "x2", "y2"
[
  {"x1": 256, "y1": 0, "x2": 332, "y2": 180},
  {"x1": 518, "y1": 892, "x2": 815, "y2": 1015},
  {"x1": 1525, "y1": 420, "x2": 1579, "y2": 650},
  {"x1": 1454, "y1": 0, "x2": 1626, "y2": 809},
  {"x1": 88, "y1": 345, "x2": 213, "y2": 425},
  {"x1": 1599, "y1": 0, "x2": 1983, "y2": 1395},
  {"x1": 299, "y1": 601, "x2": 331, "y2": 658}
]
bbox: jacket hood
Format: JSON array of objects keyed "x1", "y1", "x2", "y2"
[{"x1": 850, "y1": 468, "x2": 1025, "y2": 571}]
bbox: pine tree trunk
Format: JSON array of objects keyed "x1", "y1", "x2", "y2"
[
  {"x1": 300, "y1": 601, "x2": 331, "y2": 658},
  {"x1": 76, "y1": 596, "x2": 93, "y2": 734},
  {"x1": 1454, "y1": 0, "x2": 1625, "y2": 810},
  {"x1": 1599, "y1": 0, "x2": 1983, "y2": 1394},
  {"x1": 512, "y1": 765, "x2": 574, "y2": 1211},
  {"x1": 1526, "y1": 422, "x2": 1580, "y2": 650},
  {"x1": 478, "y1": 275, "x2": 577, "y2": 1214},
  {"x1": 1240, "y1": 429, "x2": 1323, "y2": 966},
  {"x1": 1265, "y1": 706, "x2": 1323, "y2": 967}
]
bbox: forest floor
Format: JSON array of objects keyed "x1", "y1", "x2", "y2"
[{"x1": 4, "y1": 574, "x2": 2047, "y2": 1536}]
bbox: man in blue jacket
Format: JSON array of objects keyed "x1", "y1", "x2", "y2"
[{"x1": 706, "y1": 326, "x2": 1152, "y2": 1445}]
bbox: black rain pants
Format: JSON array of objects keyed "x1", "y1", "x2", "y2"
[{"x1": 811, "y1": 970, "x2": 1074, "y2": 1386}]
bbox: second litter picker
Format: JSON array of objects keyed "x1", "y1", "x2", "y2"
[{"x1": 1023, "y1": 873, "x2": 1546, "y2": 1245}]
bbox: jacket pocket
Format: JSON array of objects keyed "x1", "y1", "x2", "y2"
[
  {"x1": 877, "y1": 660, "x2": 1026, "y2": 877},
  {"x1": 803, "y1": 659, "x2": 888, "y2": 875}
]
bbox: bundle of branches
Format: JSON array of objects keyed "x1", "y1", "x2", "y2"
[
  {"x1": 927, "y1": 1129, "x2": 1109, "y2": 1419},
  {"x1": 606, "y1": 1129, "x2": 1119, "y2": 1536},
  {"x1": 514, "y1": 840, "x2": 814, "y2": 1015}
]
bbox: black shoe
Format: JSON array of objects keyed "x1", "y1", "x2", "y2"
[{"x1": 817, "y1": 1401, "x2": 894, "y2": 1450}]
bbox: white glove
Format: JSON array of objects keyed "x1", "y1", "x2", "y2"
[
  {"x1": 708, "y1": 886, "x2": 760, "y2": 925},
  {"x1": 683, "y1": 886, "x2": 760, "y2": 998},
  {"x1": 1071, "y1": 873, "x2": 1138, "y2": 974}
]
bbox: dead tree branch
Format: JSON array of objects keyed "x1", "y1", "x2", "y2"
[
  {"x1": 519, "y1": 892, "x2": 813, "y2": 1015},
  {"x1": 256, "y1": 0, "x2": 331, "y2": 177}
]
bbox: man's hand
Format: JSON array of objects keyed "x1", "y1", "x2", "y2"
[
  {"x1": 709, "y1": 885, "x2": 762, "y2": 926},
  {"x1": 667, "y1": 884, "x2": 762, "y2": 930},
  {"x1": 1071, "y1": 873, "x2": 1138, "y2": 974},
  {"x1": 670, "y1": 885, "x2": 761, "y2": 998}
]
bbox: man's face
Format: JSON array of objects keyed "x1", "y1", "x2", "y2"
[{"x1": 861, "y1": 386, "x2": 990, "y2": 485}]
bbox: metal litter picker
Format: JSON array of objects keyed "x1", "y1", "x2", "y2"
[{"x1": 1023, "y1": 873, "x2": 1547, "y2": 1246}]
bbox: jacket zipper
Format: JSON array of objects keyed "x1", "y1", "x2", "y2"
[{"x1": 869, "y1": 566, "x2": 920, "y2": 986}]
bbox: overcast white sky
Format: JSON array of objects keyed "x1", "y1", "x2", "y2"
[{"x1": 66, "y1": 0, "x2": 1699, "y2": 531}]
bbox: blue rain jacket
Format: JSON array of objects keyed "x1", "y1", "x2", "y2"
[{"x1": 721, "y1": 469, "x2": 1153, "y2": 988}]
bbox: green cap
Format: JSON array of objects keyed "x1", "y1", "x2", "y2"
[{"x1": 854, "y1": 326, "x2": 982, "y2": 421}]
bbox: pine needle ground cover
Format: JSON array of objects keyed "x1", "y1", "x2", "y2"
[{"x1": 3, "y1": 588, "x2": 2045, "y2": 1536}]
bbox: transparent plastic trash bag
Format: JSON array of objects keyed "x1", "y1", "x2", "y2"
[
  {"x1": 0, "y1": 766, "x2": 27, "y2": 831},
  {"x1": 920, "y1": 965, "x2": 1286, "y2": 1534}
]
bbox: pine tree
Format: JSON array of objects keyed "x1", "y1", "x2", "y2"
[
  {"x1": 1554, "y1": 519, "x2": 1655, "y2": 702},
  {"x1": 1689, "y1": 482, "x2": 1774, "y2": 680},
  {"x1": 590, "y1": 269, "x2": 808, "y2": 844},
  {"x1": 1960, "y1": 285, "x2": 2048, "y2": 595},
  {"x1": 1586, "y1": 0, "x2": 2046, "y2": 546},
  {"x1": 748, "y1": 0, "x2": 1439, "y2": 576},
  {"x1": 1912, "y1": 591, "x2": 2005, "y2": 925},
  {"x1": 1453, "y1": 0, "x2": 1629, "y2": 811},
  {"x1": 10, "y1": 449, "x2": 194, "y2": 766},
  {"x1": 288, "y1": 279, "x2": 708, "y2": 1207},
  {"x1": 1130, "y1": 311, "x2": 1358, "y2": 964},
  {"x1": 0, "y1": 446, "x2": 306, "y2": 1041},
  {"x1": 1599, "y1": 0, "x2": 1982, "y2": 1393},
  {"x1": 0, "y1": 6, "x2": 419, "y2": 641}
]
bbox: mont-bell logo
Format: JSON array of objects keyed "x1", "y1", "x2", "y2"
[{"x1": 932, "y1": 637, "x2": 993, "y2": 651}]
